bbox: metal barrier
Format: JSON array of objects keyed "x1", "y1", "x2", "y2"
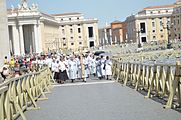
[
  {"x1": 0, "y1": 67, "x2": 53, "y2": 120},
  {"x1": 112, "y1": 59, "x2": 181, "y2": 109}
]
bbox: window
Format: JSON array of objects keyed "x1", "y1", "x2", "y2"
[
  {"x1": 63, "y1": 37, "x2": 66, "y2": 40},
  {"x1": 152, "y1": 22, "x2": 155, "y2": 27},
  {"x1": 150, "y1": 11, "x2": 153, "y2": 14},
  {"x1": 153, "y1": 36, "x2": 156, "y2": 39},
  {"x1": 77, "y1": 17, "x2": 79, "y2": 20},
  {"x1": 79, "y1": 42, "x2": 82, "y2": 45},
  {"x1": 161, "y1": 35, "x2": 163, "y2": 38},
  {"x1": 71, "y1": 37, "x2": 73, "y2": 39},
  {"x1": 78, "y1": 28, "x2": 81, "y2": 33},
  {"x1": 62, "y1": 29, "x2": 65, "y2": 34},
  {"x1": 61, "y1": 25, "x2": 64, "y2": 27},
  {"x1": 160, "y1": 21, "x2": 163, "y2": 26},
  {"x1": 178, "y1": 20, "x2": 180, "y2": 24},
  {"x1": 70, "y1": 28, "x2": 73, "y2": 33},
  {"x1": 71, "y1": 43, "x2": 74, "y2": 45},
  {"x1": 140, "y1": 23, "x2": 146, "y2": 33},
  {"x1": 89, "y1": 41, "x2": 94, "y2": 47},
  {"x1": 63, "y1": 43, "x2": 66, "y2": 46},
  {"x1": 79, "y1": 36, "x2": 81, "y2": 38},
  {"x1": 88, "y1": 27, "x2": 94, "y2": 37},
  {"x1": 69, "y1": 18, "x2": 71, "y2": 20},
  {"x1": 141, "y1": 37, "x2": 147, "y2": 42},
  {"x1": 166, "y1": 10, "x2": 168, "y2": 13},
  {"x1": 152, "y1": 30, "x2": 155, "y2": 33},
  {"x1": 61, "y1": 18, "x2": 63, "y2": 21},
  {"x1": 78, "y1": 24, "x2": 81, "y2": 26},
  {"x1": 158, "y1": 11, "x2": 161, "y2": 14},
  {"x1": 160, "y1": 29, "x2": 163, "y2": 32},
  {"x1": 70, "y1": 25, "x2": 73, "y2": 27}
]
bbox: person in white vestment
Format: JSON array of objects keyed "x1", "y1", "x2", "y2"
[
  {"x1": 76, "y1": 56, "x2": 82, "y2": 79},
  {"x1": 83, "y1": 56, "x2": 88, "y2": 82},
  {"x1": 95, "y1": 57, "x2": 102, "y2": 79},
  {"x1": 100, "y1": 55, "x2": 106, "y2": 78},
  {"x1": 68, "y1": 56, "x2": 77, "y2": 83},
  {"x1": 105, "y1": 56, "x2": 112, "y2": 80},
  {"x1": 91, "y1": 55, "x2": 96, "y2": 76}
]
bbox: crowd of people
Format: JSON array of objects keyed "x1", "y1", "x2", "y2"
[
  {"x1": 45, "y1": 52, "x2": 113, "y2": 84},
  {"x1": 0, "y1": 52, "x2": 113, "y2": 84}
]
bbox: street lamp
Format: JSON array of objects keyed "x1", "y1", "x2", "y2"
[
  {"x1": 162, "y1": 21, "x2": 174, "y2": 49},
  {"x1": 134, "y1": 28, "x2": 143, "y2": 48}
]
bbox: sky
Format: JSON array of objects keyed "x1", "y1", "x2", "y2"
[{"x1": 6, "y1": 0, "x2": 175, "y2": 27}]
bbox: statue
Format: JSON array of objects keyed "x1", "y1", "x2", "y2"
[
  {"x1": 31, "y1": 3, "x2": 38, "y2": 10},
  {"x1": 21, "y1": 0, "x2": 28, "y2": 9},
  {"x1": 11, "y1": 5, "x2": 14, "y2": 11}
]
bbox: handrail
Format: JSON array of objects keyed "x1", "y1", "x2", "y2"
[{"x1": 0, "y1": 66, "x2": 53, "y2": 120}]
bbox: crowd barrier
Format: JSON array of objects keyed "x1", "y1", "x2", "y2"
[
  {"x1": 0, "y1": 66, "x2": 53, "y2": 120},
  {"x1": 112, "y1": 59, "x2": 181, "y2": 109}
]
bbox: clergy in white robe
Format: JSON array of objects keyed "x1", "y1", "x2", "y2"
[
  {"x1": 90, "y1": 56, "x2": 96, "y2": 76},
  {"x1": 95, "y1": 57, "x2": 102, "y2": 79},
  {"x1": 100, "y1": 56, "x2": 106, "y2": 77},
  {"x1": 68, "y1": 57, "x2": 77, "y2": 82},
  {"x1": 105, "y1": 56, "x2": 112, "y2": 80}
]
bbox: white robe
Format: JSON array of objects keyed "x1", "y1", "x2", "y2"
[
  {"x1": 76, "y1": 59, "x2": 82, "y2": 79},
  {"x1": 68, "y1": 60, "x2": 77, "y2": 80},
  {"x1": 105, "y1": 60, "x2": 112, "y2": 76},
  {"x1": 90, "y1": 58, "x2": 96, "y2": 74},
  {"x1": 96, "y1": 60, "x2": 102, "y2": 77},
  {"x1": 100, "y1": 59, "x2": 106, "y2": 76},
  {"x1": 83, "y1": 59, "x2": 88, "y2": 78}
]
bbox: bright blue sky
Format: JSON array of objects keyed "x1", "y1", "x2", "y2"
[{"x1": 7, "y1": 0, "x2": 175, "y2": 27}]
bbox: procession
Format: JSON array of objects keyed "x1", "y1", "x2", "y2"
[{"x1": 45, "y1": 52, "x2": 113, "y2": 84}]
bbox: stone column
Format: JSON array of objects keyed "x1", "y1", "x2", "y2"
[
  {"x1": 38, "y1": 24, "x2": 43, "y2": 53},
  {"x1": 0, "y1": 0, "x2": 10, "y2": 67},
  {"x1": 12, "y1": 25, "x2": 21, "y2": 55},
  {"x1": 34, "y1": 24, "x2": 42, "y2": 53},
  {"x1": 34, "y1": 24, "x2": 38, "y2": 53},
  {"x1": 19, "y1": 25, "x2": 25, "y2": 55}
]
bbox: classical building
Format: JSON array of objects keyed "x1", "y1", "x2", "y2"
[
  {"x1": 171, "y1": 3, "x2": 181, "y2": 41},
  {"x1": 126, "y1": 0, "x2": 181, "y2": 44},
  {"x1": 7, "y1": 1, "x2": 99, "y2": 55},
  {"x1": 111, "y1": 21, "x2": 127, "y2": 44},
  {"x1": 52, "y1": 13, "x2": 99, "y2": 51}
]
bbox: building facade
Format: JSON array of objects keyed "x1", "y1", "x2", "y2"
[
  {"x1": 126, "y1": 0, "x2": 181, "y2": 44},
  {"x1": 111, "y1": 21, "x2": 127, "y2": 44},
  {"x1": 7, "y1": 1, "x2": 99, "y2": 55},
  {"x1": 52, "y1": 13, "x2": 99, "y2": 51},
  {"x1": 171, "y1": 5, "x2": 181, "y2": 41}
]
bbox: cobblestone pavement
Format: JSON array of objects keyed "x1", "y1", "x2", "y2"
[{"x1": 19, "y1": 80, "x2": 181, "y2": 120}]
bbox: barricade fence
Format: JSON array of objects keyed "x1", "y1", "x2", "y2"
[
  {"x1": 112, "y1": 50, "x2": 181, "y2": 62},
  {"x1": 112, "y1": 59, "x2": 181, "y2": 109},
  {"x1": 0, "y1": 66, "x2": 53, "y2": 120}
]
